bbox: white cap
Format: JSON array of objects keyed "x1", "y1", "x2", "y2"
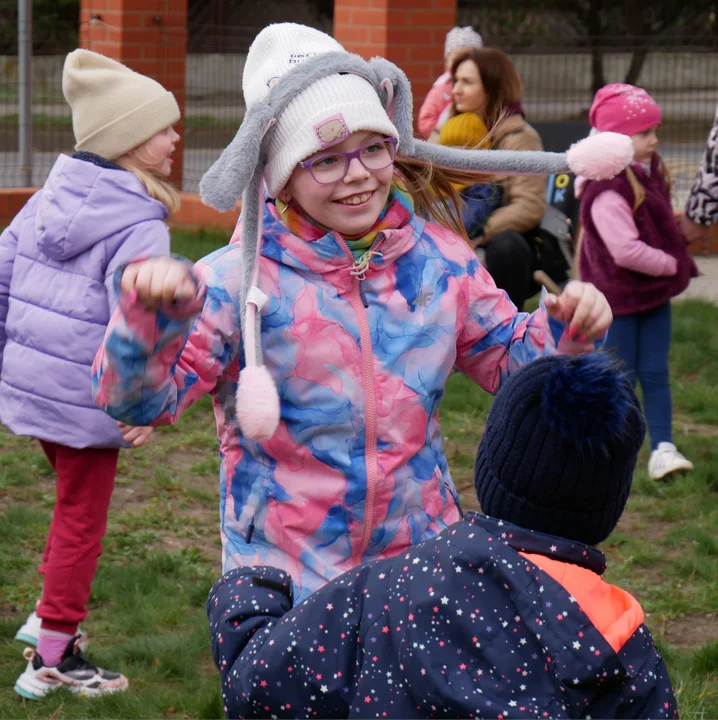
[
  {"x1": 444, "y1": 26, "x2": 484, "y2": 58},
  {"x1": 242, "y1": 23, "x2": 399, "y2": 197}
]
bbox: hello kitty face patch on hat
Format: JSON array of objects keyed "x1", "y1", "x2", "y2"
[{"x1": 314, "y1": 114, "x2": 349, "y2": 148}]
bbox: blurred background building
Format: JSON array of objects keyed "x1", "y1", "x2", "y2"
[{"x1": 1, "y1": 0, "x2": 716, "y2": 212}]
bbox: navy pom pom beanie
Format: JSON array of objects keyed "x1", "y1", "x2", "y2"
[{"x1": 474, "y1": 353, "x2": 646, "y2": 546}]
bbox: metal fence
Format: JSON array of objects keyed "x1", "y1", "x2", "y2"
[{"x1": 2, "y1": 31, "x2": 716, "y2": 210}]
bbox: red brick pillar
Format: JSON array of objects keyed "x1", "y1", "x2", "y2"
[
  {"x1": 79, "y1": 0, "x2": 187, "y2": 186},
  {"x1": 334, "y1": 0, "x2": 456, "y2": 128}
]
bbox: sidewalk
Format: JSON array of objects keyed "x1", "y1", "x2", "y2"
[{"x1": 678, "y1": 256, "x2": 718, "y2": 304}]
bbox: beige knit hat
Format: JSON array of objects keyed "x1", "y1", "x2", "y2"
[{"x1": 62, "y1": 49, "x2": 180, "y2": 160}]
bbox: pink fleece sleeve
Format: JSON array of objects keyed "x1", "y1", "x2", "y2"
[
  {"x1": 591, "y1": 191, "x2": 677, "y2": 277},
  {"x1": 417, "y1": 77, "x2": 452, "y2": 138}
]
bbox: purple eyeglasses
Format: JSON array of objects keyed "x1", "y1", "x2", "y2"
[{"x1": 297, "y1": 137, "x2": 398, "y2": 184}]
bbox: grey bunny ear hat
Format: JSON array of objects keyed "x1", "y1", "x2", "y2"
[{"x1": 199, "y1": 22, "x2": 634, "y2": 443}]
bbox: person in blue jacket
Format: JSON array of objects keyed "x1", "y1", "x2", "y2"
[{"x1": 207, "y1": 352, "x2": 678, "y2": 720}]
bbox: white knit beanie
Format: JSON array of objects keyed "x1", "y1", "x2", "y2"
[
  {"x1": 444, "y1": 26, "x2": 484, "y2": 57},
  {"x1": 62, "y1": 49, "x2": 180, "y2": 160},
  {"x1": 242, "y1": 24, "x2": 399, "y2": 197}
]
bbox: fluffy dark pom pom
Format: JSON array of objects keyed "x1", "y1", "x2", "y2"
[{"x1": 541, "y1": 353, "x2": 636, "y2": 449}]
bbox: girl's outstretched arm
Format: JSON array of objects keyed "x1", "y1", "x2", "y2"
[
  {"x1": 92, "y1": 256, "x2": 240, "y2": 426},
  {"x1": 456, "y1": 262, "x2": 609, "y2": 394}
]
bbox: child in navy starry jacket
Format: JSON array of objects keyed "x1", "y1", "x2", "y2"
[{"x1": 207, "y1": 353, "x2": 677, "y2": 720}]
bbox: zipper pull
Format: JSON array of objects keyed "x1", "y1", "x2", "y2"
[{"x1": 359, "y1": 285, "x2": 369, "y2": 308}]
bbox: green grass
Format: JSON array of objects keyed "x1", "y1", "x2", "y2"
[
  {"x1": 0, "y1": 231, "x2": 716, "y2": 717},
  {"x1": 170, "y1": 228, "x2": 229, "y2": 262}
]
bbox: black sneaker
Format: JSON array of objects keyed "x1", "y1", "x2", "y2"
[{"x1": 14, "y1": 635, "x2": 128, "y2": 700}]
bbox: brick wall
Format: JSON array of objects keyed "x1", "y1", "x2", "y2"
[
  {"x1": 79, "y1": 0, "x2": 187, "y2": 184},
  {"x1": 334, "y1": 0, "x2": 457, "y2": 121}
]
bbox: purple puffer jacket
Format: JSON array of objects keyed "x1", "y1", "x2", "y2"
[{"x1": 0, "y1": 153, "x2": 171, "y2": 448}]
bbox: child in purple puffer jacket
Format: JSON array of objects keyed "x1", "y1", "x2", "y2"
[{"x1": 0, "y1": 49, "x2": 180, "y2": 700}]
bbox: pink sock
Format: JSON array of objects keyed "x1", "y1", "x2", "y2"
[{"x1": 37, "y1": 628, "x2": 74, "y2": 667}]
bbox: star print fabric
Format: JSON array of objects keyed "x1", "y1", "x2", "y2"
[{"x1": 207, "y1": 513, "x2": 677, "y2": 719}]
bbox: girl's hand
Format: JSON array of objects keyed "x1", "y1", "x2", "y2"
[
  {"x1": 544, "y1": 281, "x2": 612, "y2": 342},
  {"x1": 120, "y1": 257, "x2": 196, "y2": 309},
  {"x1": 118, "y1": 422, "x2": 154, "y2": 448}
]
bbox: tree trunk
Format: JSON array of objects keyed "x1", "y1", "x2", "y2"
[
  {"x1": 590, "y1": 44, "x2": 606, "y2": 94},
  {"x1": 623, "y1": 46, "x2": 649, "y2": 85},
  {"x1": 587, "y1": 0, "x2": 605, "y2": 94}
]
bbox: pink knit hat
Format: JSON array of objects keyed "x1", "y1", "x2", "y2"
[{"x1": 589, "y1": 83, "x2": 662, "y2": 136}]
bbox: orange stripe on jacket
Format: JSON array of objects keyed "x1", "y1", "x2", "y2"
[{"x1": 520, "y1": 552, "x2": 645, "y2": 653}]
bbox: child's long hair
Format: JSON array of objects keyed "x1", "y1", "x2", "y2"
[
  {"x1": 116, "y1": 163, "x2": 180, "y2": 215},
  {"x1": 394, "y1": 157, "x2": 498, "y2": 241},
  {"x1": 116, "y1": 136, "x2": 181, "y2": 215},
  {"x1": 625, "y1": 155, "x2": 672, "y2": 213}
]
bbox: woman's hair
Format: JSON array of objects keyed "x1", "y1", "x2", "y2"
[
  {"x1": 450, "y1": 48, "x2": 523, "y2": 130},
  {"x1": 394, "y1": 157, "x2": 497, "y2": 241},
  {"x1": 625, "y1": 155, "x2": 672, "y2": 213}
]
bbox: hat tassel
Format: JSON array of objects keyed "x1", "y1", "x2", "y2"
[{"x1": 235, "y1": 173, "x2": 281, "y2": 442}]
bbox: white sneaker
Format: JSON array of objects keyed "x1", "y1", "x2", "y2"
[
  {"x1": 14, "y1": 638, "x2": 128, "y2": 700},
  {"x1": 14, "y1": 609, "x2": 42, "y2": 647},
  {"x1": 15, "y1": 605, "x2": 87, "y2": 652},
  {"x1": 648, "y1": 442, "x2": 694, "y2": 480}
]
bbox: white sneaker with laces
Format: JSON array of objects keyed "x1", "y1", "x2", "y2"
[
  {"x1": 14, "y1": 637, "x2": 128, "y2": 700},
  {"x1": 648, "y1": 442, "x2": 694, "y2": 480}
]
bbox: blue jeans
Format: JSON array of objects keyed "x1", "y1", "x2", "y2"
[{"x1": 605, "y1": 302, "x2": 672, "y2": 450}]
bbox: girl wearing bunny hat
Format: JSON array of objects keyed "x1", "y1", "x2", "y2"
[{"x1": 92, "y1": 24, "x2": 631, "y2": 603}]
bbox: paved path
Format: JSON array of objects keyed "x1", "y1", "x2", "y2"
[{"x1": 677, "y1": 256, "x2": 718, "y2": 304}]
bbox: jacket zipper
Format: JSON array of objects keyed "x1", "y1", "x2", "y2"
[{"x1": 336, "y1": 233, "x2": 383, "y2": 563}]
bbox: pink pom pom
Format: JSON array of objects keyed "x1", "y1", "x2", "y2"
[
  {"x1": 566, "y1": 131, "x2": 634, "y2": 180},
  {"x1": 235, "y1": 365, "x2": 280, "y2": 441}
]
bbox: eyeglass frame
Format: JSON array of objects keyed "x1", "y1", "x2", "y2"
[{"x1": 296, "y1": 137, "x2": 398, "y2": 184}]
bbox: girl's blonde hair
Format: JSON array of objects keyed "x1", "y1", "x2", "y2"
[
  {"x1": 625, "y1": 155, "x2": 672, "y2": 213},
  {"x1": 394, "y1": 156, "x2": 498, "y2": 241},
  {"x1": 116, "y1": 130, "x2": 181, "y2": 215},
  {"x1": 117, "y1": 163, "x2": 181, "y2": 215}
]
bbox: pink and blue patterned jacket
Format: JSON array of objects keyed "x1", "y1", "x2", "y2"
[{"x1": 93, "y1": 200, "x2": 585, "y2": 602}]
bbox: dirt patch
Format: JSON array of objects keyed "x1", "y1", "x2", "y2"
[
  {"x1": 159, "y1": 533, "x2": 221, "y2": 562},
  {"x1": 675, "y1": 420, "x2": 718, "y2": 438},
  {"x1": 0, "y1": 603, "x2": 21, "y2": 618},
  {"x1": 655, "y1": 614, "x2": 718, "y2": 649},
  {"x1": 615, "y1": 511, "x2": 669, "y2": 545}
]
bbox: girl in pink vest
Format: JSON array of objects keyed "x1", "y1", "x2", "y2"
[{"x1": 578, "y1": 84, "x2": 698, "y2": 479}]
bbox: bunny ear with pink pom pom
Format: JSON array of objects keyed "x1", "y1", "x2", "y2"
[
  {"x1": 410, "y1": 132, "x2": 633, "y2": 179},
  {"x1": 199, "y1": 46, "x2": 634, "y2": 444}
]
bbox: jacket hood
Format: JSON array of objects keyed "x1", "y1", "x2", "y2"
[
  {"x1": 36, "y1": 154, "x2": 168, "y2": 261},
  {"x1": 402, "y1": 514, "x2": 648, "y2": 717}
]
